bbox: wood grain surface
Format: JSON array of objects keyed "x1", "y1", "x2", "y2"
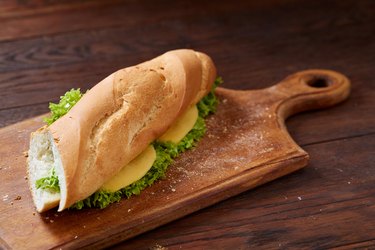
[{"x1": 0, "y1": 0, "x2": 374, "y2": 249}]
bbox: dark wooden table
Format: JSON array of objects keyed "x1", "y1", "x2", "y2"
[{"x1": 1, "y1": 0, "x2": 374, "y2": 249}]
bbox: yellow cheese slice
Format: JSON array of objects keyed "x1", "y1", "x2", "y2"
[
  {"x1": 102, "y1": 105, "x2": 198, "y2": 192},
  {"x1": 102, "y1": 145, "x2": 156, "y2": 192},
  {"x1": 158, "y1": 105, "x2": 198, "y2": 143}
]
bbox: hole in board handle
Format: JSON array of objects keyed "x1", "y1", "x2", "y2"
[{"x1": 305, "y1": 75, "x2": 332, "y2": 88}]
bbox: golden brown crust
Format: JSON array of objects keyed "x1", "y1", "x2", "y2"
[{"x1": 37, "y1": 49, "x2": 216, "y2": 210}]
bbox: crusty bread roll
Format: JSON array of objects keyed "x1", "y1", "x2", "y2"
[{"x1": 27, "y1": 49, "x2": 217, "y2": 212}]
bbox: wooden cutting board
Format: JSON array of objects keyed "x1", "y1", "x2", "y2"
[{"x1": 0, "y1": 69, "x2": 350, "y2": 249}]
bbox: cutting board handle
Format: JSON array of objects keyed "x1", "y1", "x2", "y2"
[{"x1": 269, "y1": 69, "x2": 351, "y2": 118}]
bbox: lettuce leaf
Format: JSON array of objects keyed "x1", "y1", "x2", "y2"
[
  {"x1": 197, "y1": 76, "x2": 222, "y2": 117},
  {"x1": 35, "y1": 167, "x2": 60, "y2": 192},
  {"x1": 44, "y1": 88, "x2": 83, "y2": 125}
]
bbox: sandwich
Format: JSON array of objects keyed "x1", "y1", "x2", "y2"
[{"x1": 27, "y1": 49, "x2": 221, "y2": 213}]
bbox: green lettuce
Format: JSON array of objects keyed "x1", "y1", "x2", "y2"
[
  {"x1": 35, "y1": 167, "x2": 60, "y2": 192},
  {"x1": 44, "y1": 88, "x2": 83, "y2": 125},
  {"x1": 197, "y1": 76, "x2": 222, "y2": 117},
  {"x1": 37, "y1": 77, "x2": 222, "y2": 209}
]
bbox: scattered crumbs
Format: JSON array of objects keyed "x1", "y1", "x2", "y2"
[
  {"x1": 348, "y1": 181, "x2": 351, "y2": 184},
  {"x1": 150, "y1": 243, "x2": 166, "y2": 250},
  {"x1": 83, "y1": 225, "x2": 86, "y2": 229},
  {"x1": 166, "y1": 197, "x2": 169, "y2": 200},
  {"x1": 222, "y1": 98, "x2": 228, "y2": 104},
  {"x1": 74, "y1": 235, "x2": 78, "y2": 239},
  {"x1": 336, "y1": 168, "x2": 344, "y2": 173},
  {"x1": 15, "y1": 195, "x2": 21, "y2": 200},
  {"x1": 234, "y1": 166, "x2": 239, "y2": 170},
  {"x1": 284, "y1": 196, "x2": 288, "y2": 200},
  {"x1": 23, "y1": 151, "x2": 29, "y2": 157},
  {"x1": 171, "y1": 188, "x2": 176, "y2": 192},
  {"x1": 151, "y1": 192, "x2": 155, "y2": 195},
  {"x1": 258, "y1": 147, "x2": 274, "y2": 154},
  {"x1": 223, "y1": 127, "x2": 228, "y2": 133},
  {"x1": 33, "y1": 212, "x2": 36, "y2": 216},
  {"x1": 127, "y1": 208, "x2": 132, "y2": 213},
  {"x1": 0, "y1": 166, "x2": 2, "y2": 170},
  {"x1": 2, "y1": 194, "x2": 9, "y2": 201},
  {"x1": 54, "y1": 214, "x2": 59, "y2": 217},
  {"x1": 45, "y1": 217, "x2": 49, "y2": 220},
  {"x1": 319, "y1": 209, "x2": 323, "y2": 212},
  {"x1": 97, "y1": 216, "x2": 101, "y2": 220},
  {"x1": 50, "y1": 220, "x2": 54, "y2": 223},
  {"x1": 268, "y1": 114, "x2": 272, "y2": 118},
  {"x1": 24, "y1": 176, "x2": 28, "y2": 180},
  {"x1": 178, "y1": 179, "x2": 181, "y2": 182},
  {"x1": 278, "y1": 243, "x2": 282, "y2": 247},
  {"x1": 162, "y1": 189, "x2": 165, "y2": 192},
  {"x1": 297, "y1": 196, "x2": 302, "y2": 201},
  {"x1": 10, "y1": 202, "x2": 13, "y2": 205}
]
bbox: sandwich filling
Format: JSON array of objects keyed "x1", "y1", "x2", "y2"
[{"x1": 35, "y1": 77, "x2": 222, "y2": 209}]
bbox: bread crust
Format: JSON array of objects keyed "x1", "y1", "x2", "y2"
[{"x1": 29, "y1": 49, "x2": 216, "y2": 211}]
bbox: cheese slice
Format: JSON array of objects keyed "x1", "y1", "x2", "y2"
[
  {"x1": 158, "y1": 105, "x2": 198, "y2": 143},
  {"x1": 102, "y1": 105, "x2": 199, "y2": 192},
  {"x1": 102, "y1": 145, "x2": 156, "y2": 192}
]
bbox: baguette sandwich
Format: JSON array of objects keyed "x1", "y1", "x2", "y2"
[{"x1": 27, "y1": 49, "x2": 220, "y2": 213}]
